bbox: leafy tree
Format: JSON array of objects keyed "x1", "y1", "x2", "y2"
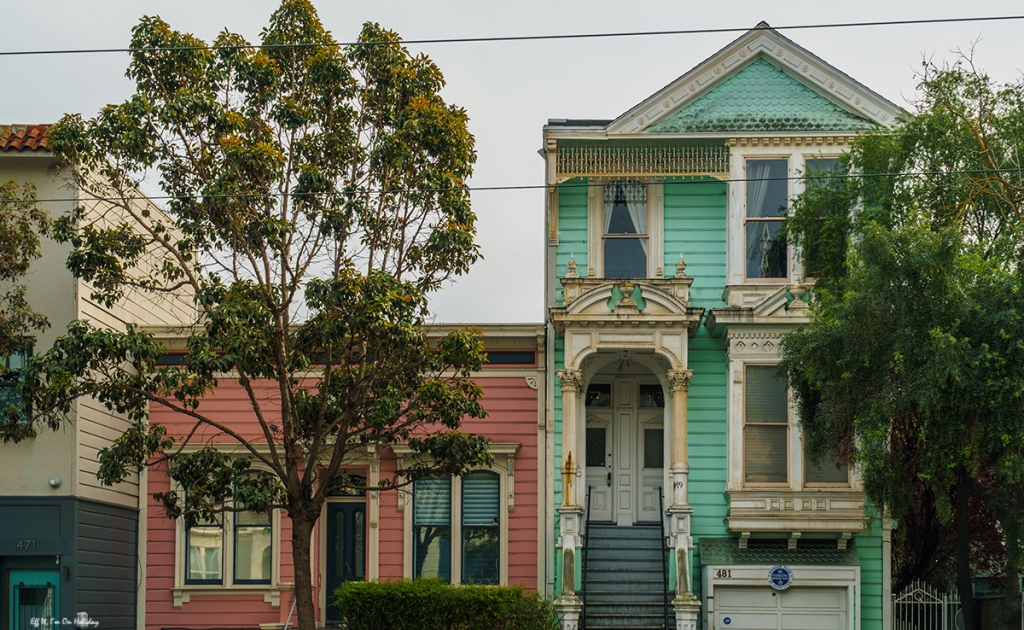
[
  {"x1": 3, "y1": 3, "x2": 491, "y2": 628},
  {"x1": 783, "y1": 54, "x2": 1024, "y2": 629},
  {"x1": 0, "y1": 179, "x2": 49, "y2": 436}
]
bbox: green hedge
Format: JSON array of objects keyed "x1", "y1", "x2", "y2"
[{"x1": 334, "y1": 579, "x2": 558, "y2": 630}]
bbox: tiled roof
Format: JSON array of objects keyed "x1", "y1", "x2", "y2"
[
  {"x1": 645, "y1": 58, "x2": 877, "y2": 134},
  {"x1": 698, "y1": 537, "x2": 860, "y2": 566},
  {"x1": 0, "y1": 125, "x2": 51, "y2": 151}
]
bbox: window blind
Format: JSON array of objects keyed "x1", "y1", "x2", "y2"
[
  {"x1": 462, "y1": 472, "x2": 500, "y2": 528},
  {"x1": 414, "y1": 477, "x2": 451, "y2": 526}
]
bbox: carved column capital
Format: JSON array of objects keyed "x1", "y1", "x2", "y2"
[
  {"x1": 667, "y1": 369, "x2": 693, "y2": 392},
  {"x1": 557, "y1": 369, "x2": 584, "y2": 393}
]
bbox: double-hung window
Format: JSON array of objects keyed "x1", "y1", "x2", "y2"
[
  {"x1": 183, "y1": 472, "x2": 274, "y2": 586},
  {"x1": 743, "y1": 365, "x2": 789, "y2": 485},
  {"x1": 801, "y1": 158, "x2": 839, "y2": 278},
  {"x1": 745, "y1": 159, "x2": 789, "y2": 279},
  {"x1": 412, "y1": 471, "x2": 501, "y2": 584},
  {"x1": 186, "y1": 514, "x2": 224, "y2": 584},
  {"x1": 603, "y1": 181, "x2": 648, "y2": 279},
  {"x1": 234, "y1": 496, "x2": 273, "y2": 584}
]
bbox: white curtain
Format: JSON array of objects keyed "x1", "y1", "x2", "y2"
[
  {"x1": 746, "y1": 161, "x2": 774, "y2": 218},
  {"x1": 604, "y1": 181, "x2": 648, "y2": 254}
]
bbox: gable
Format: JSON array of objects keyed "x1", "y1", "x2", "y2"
[{"x1": 644, "y1": 57, "x2": 877, "y2": 134}]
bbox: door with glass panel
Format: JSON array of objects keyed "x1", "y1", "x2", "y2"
[
  {"x1": 325, "y1": 503, "x2": 365, "y2": 626},
  {"x1": 7, "y1": 570, "x2": 59, "y2": 630},
  {"x1": 636, "y1": 382, "x2": 665, "y2": 522},
  {"x1": 585, "y1": 383, "x2": 614, "y2": 522}
]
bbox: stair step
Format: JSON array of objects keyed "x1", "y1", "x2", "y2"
[
  {"x1": 585, "y1": 590, "x2": 671, "y2": 603},
  {"x1": 584, "y1": 611, "x2": 671, "y2": 629},
  {"x1": 586, "y1": 548, "x2": 665, "y2": 560}
]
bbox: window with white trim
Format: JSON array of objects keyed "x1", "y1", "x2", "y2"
[
  {"x1": 800, "y1": 157, "x2": 839, "y2": 279},
  {"x1": 182, "y1": 472, "x2": 275, "y2": 586},
  {"x1": 743, "y1": 364, "x2": 789, "y2": 486},
  {"x1": 603, "y1": 181, "x2": 648, "y2": 279},
  {"x1": 412, "y1": 471, "x2": 502, "y2": 585},
  {"x1": 745, "y1": 159, "x2": 789, "y2": 279}
]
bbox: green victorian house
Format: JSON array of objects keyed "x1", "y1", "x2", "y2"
[{"x1": 540, "y1": 23, "x2": 899, "y2": 630}]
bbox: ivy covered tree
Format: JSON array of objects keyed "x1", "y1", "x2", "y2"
[
  {"x1": 783, "y1": 54, "x2": 1024, "y2": 629},
  {"x1": 2, "y1": 3, "x2": 491, "y2": 628}
]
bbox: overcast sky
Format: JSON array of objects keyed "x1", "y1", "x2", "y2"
[{"x1": 3, "y1": 1, "x2": 1023, "y2": 323}]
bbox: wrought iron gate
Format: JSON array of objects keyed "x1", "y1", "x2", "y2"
[{"x1": 892, "y1": 581, "x2": 963, "y2": 630}]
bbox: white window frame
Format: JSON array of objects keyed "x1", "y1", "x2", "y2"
[
  {"x1": 740, "y1": 362, "x2": 791, "y2": 488},
  {"x1": 727, "y1": 348, "x2": 858, "y2": 493},
  {"x1": 797, "y1": 155, "x2": 842, "y2": 281},
  {"x1": 587, "y1": 179, "x2": 664, "y2": 279},
  {"x1": 169, "y1": 449, "x2": 285, "y2": 608},
  {"x1": 395, "y1": 443, "x2": 519, "y2": 585},
  {"x1": 742, "y1": 157, "x2": 791, "y2": 283}
]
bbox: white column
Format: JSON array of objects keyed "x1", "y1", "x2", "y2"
[
  {"x1": 667, "y1": 368, "x2": 700, "y2": 627},
  {"x1": 554, "y1": 369, "x2": 584, "y2": 626}
]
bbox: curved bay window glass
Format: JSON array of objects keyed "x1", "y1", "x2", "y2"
[
  {"x1": 604, "y1": 181, "x2": 648, "y2": 278},
  {"x1": 234, "y1": 473, "x2": 272, "y2": 584},
  {"x1": 186, "y1": 513, "x2": 223, "y2": 584},
  {"x1": 744, "y1": 365, "x2": 789, "y2": 484},
  {"x1": 461, "y1": 471, "x2": 500, "y2": 584},
  {"x1": 413, "y1": 477, "x2": 452, "y2": 581},
  {"x1": 745, "y1": 160, "x2": 789, "y2": 279}
]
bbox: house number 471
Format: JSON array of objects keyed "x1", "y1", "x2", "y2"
[{"x1": 17, "y1": 540, "x2": 37, "y2": 550}]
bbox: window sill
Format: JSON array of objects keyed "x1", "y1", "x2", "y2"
[{"x1": 172, "y1": 583, "x2": 294, "y2": 608}]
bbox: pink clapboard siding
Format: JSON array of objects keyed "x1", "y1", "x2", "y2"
[{"x1": 146, "y1": 372, "x2": 540, "y2": 628}]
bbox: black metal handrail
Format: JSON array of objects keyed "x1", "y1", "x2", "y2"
[
  {"x1": 581, "y1": 485, "x2": 593, "y2": 630},
  {"x1": 659, "y1": 487, "x2": 671, "y2": 630}
]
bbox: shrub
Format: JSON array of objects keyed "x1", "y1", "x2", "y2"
[{"x1": 334, "y1": 579, "x2": 559, "y2": 630}]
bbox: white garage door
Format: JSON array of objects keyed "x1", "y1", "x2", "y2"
[{"x1": 714, "y1": 586, "x2": 847, "y2": 630}]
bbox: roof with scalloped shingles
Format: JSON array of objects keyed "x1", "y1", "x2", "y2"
[
  {"x1": 0, "y1": 125, "x2": 50, "y2": 151},
  {"x1": 698, "y1": 538, "x2": 860, "y2": 566},
  {"x1": 645, "y1": 57, "x2": 877, "y2": 134}
]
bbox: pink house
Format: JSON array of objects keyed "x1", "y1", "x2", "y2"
[{"x1": 141, "y1": 323, "x2": 546, "y2": 629}]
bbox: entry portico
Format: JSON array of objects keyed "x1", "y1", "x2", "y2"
[{"x1": 551, "y1": 267, "x2": 704, "y2": 627}]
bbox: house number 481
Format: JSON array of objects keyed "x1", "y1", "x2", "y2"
[
  {"x1": 715, "y1": 569, "x2": 732, "y2": 579},
  {"x1": 16, "y1": 540, "x2": 37, "y2": 550}
]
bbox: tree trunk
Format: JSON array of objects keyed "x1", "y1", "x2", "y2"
[
  {"x1": 995, "y1": 531, "x2": 1021, "y2": 630},
  {"x1": 291, "y1": 513, "x2": 318, "y2": 630},
  {"x1": 955, "y1": 472, "x2": 979, "y2": 630}
]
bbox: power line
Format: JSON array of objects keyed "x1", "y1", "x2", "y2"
[
  {"x1": 2, "y1": 15, "x2": 1024, "y2": 57},
  {"x1": 18, "y1": 167, "x2": 1024, "y2": 204}
]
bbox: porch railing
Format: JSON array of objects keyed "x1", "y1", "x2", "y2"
[
  {"x1": 581, "y1": 484, "x2": 593, "y2": 630},
  {"x1": 659, "y1": 487, "x2": 671, "y2": 630}
]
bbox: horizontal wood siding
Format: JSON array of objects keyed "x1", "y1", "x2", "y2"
[
  {"x1": 148, "y1": 372, "x2": 538, "y2": 628},
  {"x1": 75, "y1": 500, "x2": 138, "y2": 630},
  {"x1": 556, "y1": 179, "x2": 588, "y2": 306},
  {"x1": 663, "y1": 177, "x2": 728, "y2": 308},
  {"x1": 377, "y1": 376, "x2": 539, "y2": 588}
]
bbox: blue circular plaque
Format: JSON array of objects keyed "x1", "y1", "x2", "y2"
[
  {"x1": 768, "y1": 565, "x2": 793, "y2": 590},
  {"x1": 723, "y1": 617, "x2": 732, "y2": 625}
]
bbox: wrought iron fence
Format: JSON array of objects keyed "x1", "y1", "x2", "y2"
[
  {"x1": 892, "y1": 581, "x2": 962, "y2": 630},
  {"x1": 892, "y1": 580, "x2": 1024, "y2": 629}
]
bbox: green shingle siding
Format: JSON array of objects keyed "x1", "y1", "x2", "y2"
[{"x1": 646, "y1": 57, "x2": 877, "y2": 134}]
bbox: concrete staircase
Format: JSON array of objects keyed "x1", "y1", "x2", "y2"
[{"x1": 582, "y1": 523, "x2": 671, "y2": 630}]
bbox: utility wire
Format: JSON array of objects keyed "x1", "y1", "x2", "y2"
[
  {"x1": 1, "y1": 15, "x2": 1024, "y2": 57},
  {"x1": 18, "y1": 167, "x2": 1024, "y2": 204}
]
